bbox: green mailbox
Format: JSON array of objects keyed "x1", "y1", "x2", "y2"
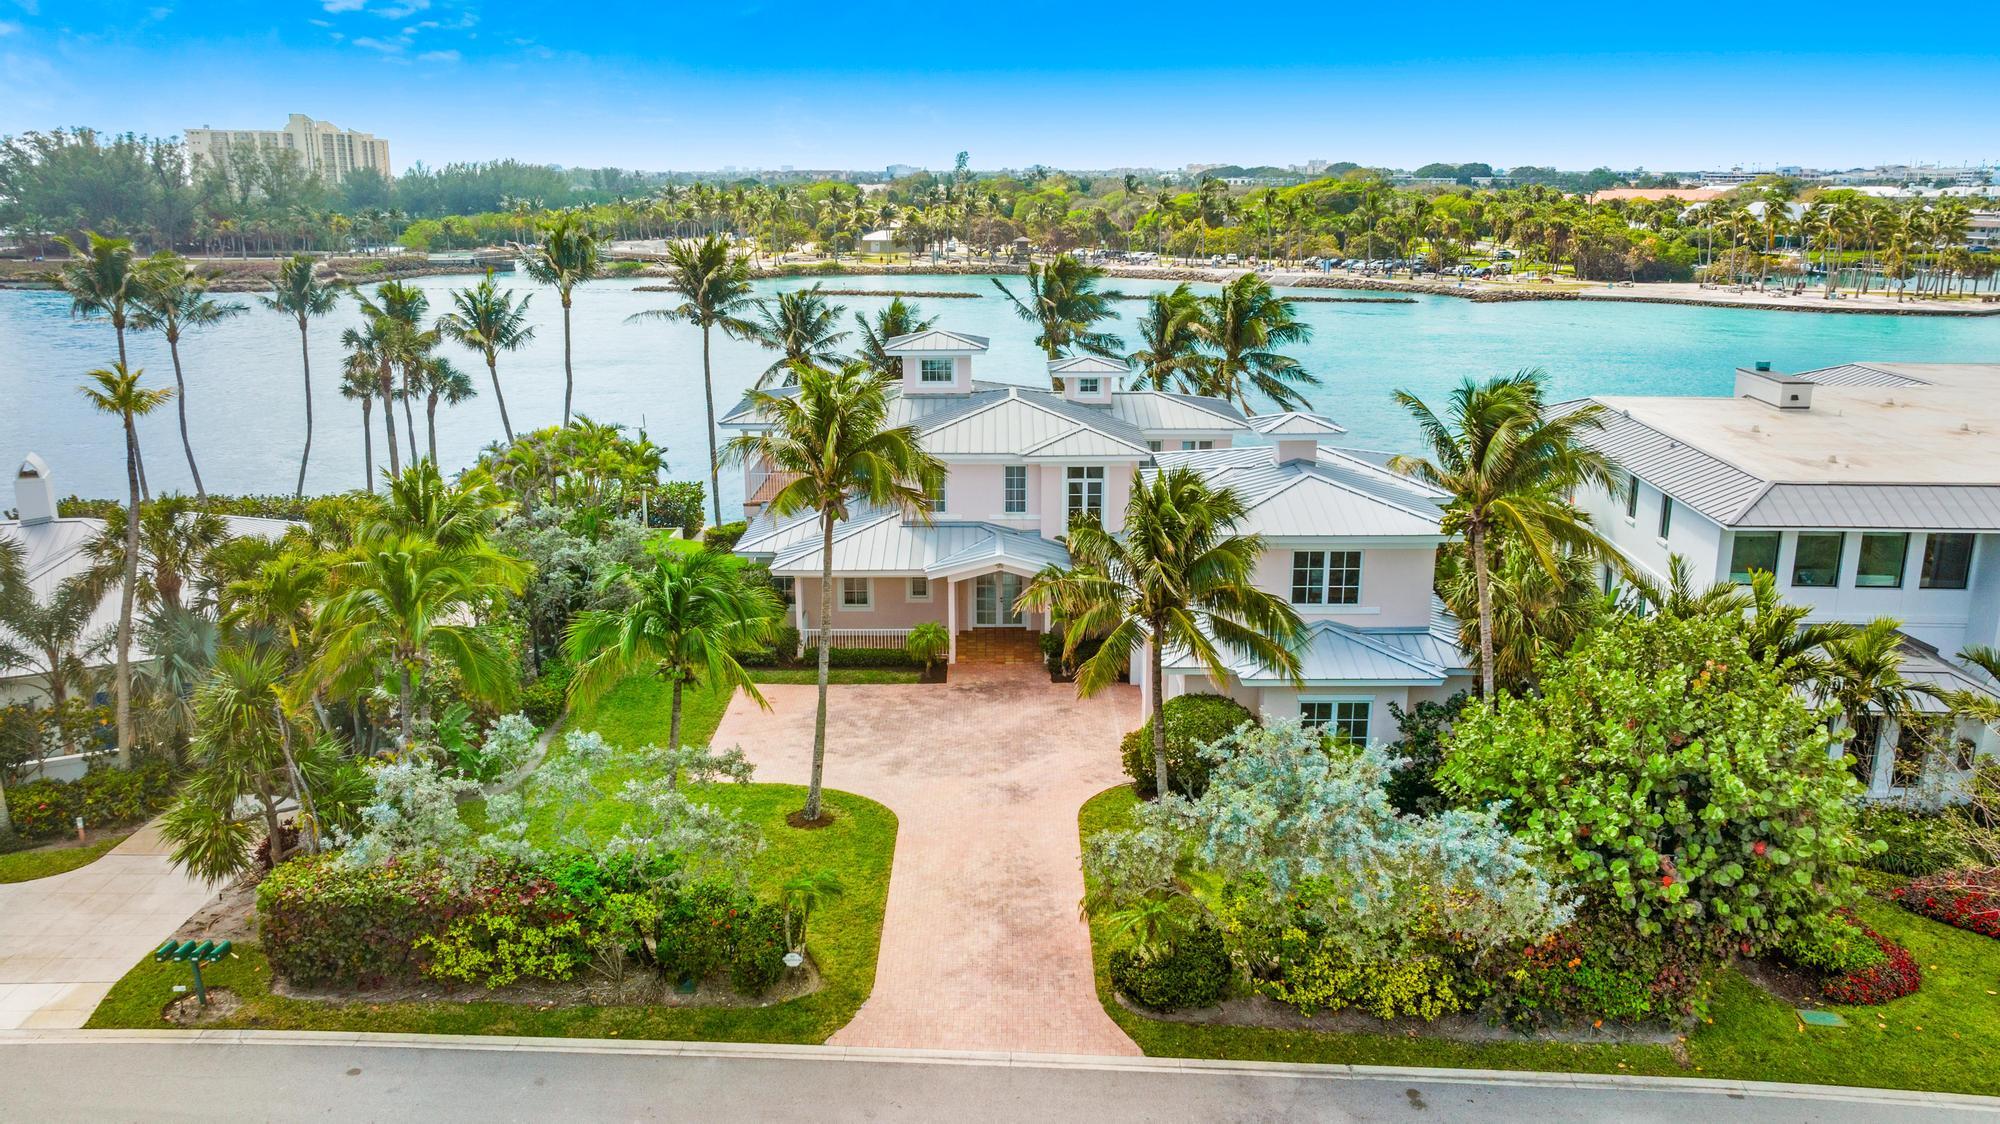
[{"x1": 154, "y1": 939, "x2": 232, "y2": 1005}]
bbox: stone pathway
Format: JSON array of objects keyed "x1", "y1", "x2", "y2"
[
  {"x1": 0, "y1": 822, "x2": 217, "y2": 1029},
  {"x1": 714, "y1": 662, "x2": 1141, "y2": 1056}
]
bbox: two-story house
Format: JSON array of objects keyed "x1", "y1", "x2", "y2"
[
  {"x1": 1566, "y1": 360, "x2": 2000, "y2": 797},
  {"x1": 725, "y1": 328, "x2": 1476, "y2": 740}
]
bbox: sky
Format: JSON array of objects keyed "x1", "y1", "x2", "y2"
[{"x1": 3, "y1": 0, "x2": 1995, "y2": 175}]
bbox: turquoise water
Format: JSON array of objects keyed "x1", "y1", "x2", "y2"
[{"x1": 4, "y1": 273, "x2": 1998, "y2": 508}]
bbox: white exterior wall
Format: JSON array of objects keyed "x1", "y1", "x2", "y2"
[
  {"x1": 1584, "y1": 477, "x2": 1728, "y2": 587},
  {"x1": 1254, "y1": 546, "x2": 1438, "y2": 628}
]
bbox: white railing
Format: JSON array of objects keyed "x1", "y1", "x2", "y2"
[{"x1": 799, "y1": 627, "x2": 913, "y2": 653}]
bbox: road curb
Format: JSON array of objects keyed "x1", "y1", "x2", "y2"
[{"x1": 5, "y1": 1028, "x2": 1998, "y2": 1111}]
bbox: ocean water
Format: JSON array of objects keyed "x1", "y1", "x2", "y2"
[{"x1": 4, "y1": 272, "x2": 1998, "y2": 510}]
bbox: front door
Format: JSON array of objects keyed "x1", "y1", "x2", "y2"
[{"x1": 972, "y1": 573, "x2": 1024, "y2": 626}]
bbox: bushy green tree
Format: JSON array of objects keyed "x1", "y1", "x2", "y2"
[{"x1": 1439, "y1": 612, "x2": 1872, "y2": 950}]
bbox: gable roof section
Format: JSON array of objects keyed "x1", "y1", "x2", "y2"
[
  {"x1": 768, "y1": 516, "x2": 1070, "y2": 577},
  {"x1": 1155, "y1": 446, "x2": 1445, "y2": 539},
  {"x1": 1246, "y1": 411, "x2": 1347, "y2": 437},
  {"x1": 1048, "y1": 355, "x2": 1130, "y2": 376},
  {"x1": 1793, "y1": 363, "x2": 1932, "y2": 388},
  {"x1": 1107, "y1": 391, "x2": 1248, "y2": 432},
  {"x1": 883, "y1": 329, "x2": 989, "y2": 354}
]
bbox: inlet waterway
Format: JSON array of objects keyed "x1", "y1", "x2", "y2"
[{"x1": 5, "y1": 273, "x2": 1998, "y2": 510}]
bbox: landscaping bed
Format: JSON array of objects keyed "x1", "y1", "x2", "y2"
[{"x1": 1080, "y1": 784, "x2": 2000, "y2": 1095}]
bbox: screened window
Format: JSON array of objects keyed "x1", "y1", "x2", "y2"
[
  {"x1": 1290, "y1": 550, "x2": 1361, "y2": 605},
  {"x1": 840, "y1": 577, "x2": 872, "y2": 608},
  {"x1": 919, "y1": 357, "x2": 955, "y2": 383},
  {"x1": 1657, "y1": 496, "x2": 1674, "y2": 540},
  {"x1": 1856, "y1": 532, "x2": 1910, "y2": 589},
  {"x1": 1623, "y1": 473, "x2": 1640, "y2": 518},
  {"x1": 1728, "y1": 532, "x2": 1780, "y2": 583},
  {"x1": 1301, "y1": 700, "x2": 1370, "y2": 743},
  {"x1": 1003, "y1": 465, "x2": 1028, "y2": 514},
  {"x1": 907, "y1": 576, "x2": 930, "y2": 601},
  {"x1": 1920, "y1": 533, "x2": 1974, "y2": 590},
  {"x1": 1066, "y1": 466, "x2": 1104, "y2": 524},
  {"x1": 1792, "y1": 533, "x2": 1844, "y2": 588}
]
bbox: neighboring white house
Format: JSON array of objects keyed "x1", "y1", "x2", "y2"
[
  {"x1": 724, "y1": 329, "x2": 1477, "y2": 739},
  {"x1": 1565, "y1": 361, "x2": 2000, "y2": 797}
]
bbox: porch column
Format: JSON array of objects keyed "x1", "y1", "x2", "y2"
[{"x1": 945, "y1": 577, "x2": 957, "y2": 663}]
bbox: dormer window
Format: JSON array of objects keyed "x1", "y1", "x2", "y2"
[
  {"x1": 1078, "y1": 377, "x2": 1100, "y2": 395},
  {"x1": 920, "y1": 358, "x2": 955, "y2": 383}
]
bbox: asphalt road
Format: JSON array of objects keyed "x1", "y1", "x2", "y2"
[{"x1": 4, "y1": 1033, "x2": 1995, "y2": 1123}]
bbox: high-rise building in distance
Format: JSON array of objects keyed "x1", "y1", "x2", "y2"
[{"x1": 184, "y1": 114, "x2": 391, "y2": 184}]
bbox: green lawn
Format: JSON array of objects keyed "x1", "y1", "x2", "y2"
[
  {"x1": 88, "y1": 675, "x2": 898, "y2": 1045},
  {"x1": 0, "y1": 831, "x2": 131, "y2": 884},
  {"x1": 1080, "y1": 785, "x2": 2000, "y2": 1095}
]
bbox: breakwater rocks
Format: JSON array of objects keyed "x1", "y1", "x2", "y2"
[{"x1": 0, "y1": 254, "x2": 513, "y2": 293}]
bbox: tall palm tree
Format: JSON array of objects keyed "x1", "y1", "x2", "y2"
[
  {"x1": 79, "y1": 364, "x2": 175, "y2": 765},
  {"x1": 752, "y1": 284, "x2": 851, "y2": 387},
  {"x1": 416, "y1": 355, "x2": 476, "y2": 465},
  {"x1": 992, "y1": 253, "x2": 1124, "y2": 372},
  {"x1": 1019, "y1": 468, "x2": 1304, "y2": 798},
  {"x1": 54, "y1": 231, "x2": 143, "y2": 370},
  {"x1": 1194, "y1": 273, "x2": 1318, "y2": 413},
  {"x1": 259, "y1": 255, "x2": 344, "y2": 497},
  {"x1": 436, "y1": 271, "x2": 535, "y2": 444},
  {"x1": 132, "y1": 254, "x2": 244, "y2": 500},
  {"x1": 853, "y1": 297, "x2": 936, "y2": 377},
  {"x1": 722, "y1": 362, "x2": 943, "y2": 823},
  {"x1": 1435, "y1": 538, "x2": 1601, "y2": 693},
  {"x1": 84, "y1": 495, "x2": 229, "y2": 613},
  {"x1": 307, "y1": 531, "x2": 525, "y2": 749},
  {"x1": 631, "y1": 235, "x2": 759, "y2": 527},
  {"x1": 519, "y1": 209, "x2": 602, "y2": 428},
  {"x1": 338, "y1": 351, "x2": 379, "y2": 491},
  {"x1": 369, "y1": 281, "x2": 435, "y2": 464},
  {"x1": 1388, "y1": 371, "x2": 1620, "y2": 698},
  {"x1": 1127, "y1": 283, "x2": 1207, "y2": 393},
  {"x1": 566, "y1": 547, "x2": 781, "y2": 748}
]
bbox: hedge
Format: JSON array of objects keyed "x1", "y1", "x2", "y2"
[
  {"x1": 5, "y1": 760, "x2": 179, "y2": 840},
  {"x1": 1120, "y1": 694, "x2": 1259, "y2": 798},
  {"x1": 1109, "y1": 926, "x2": 1231, "y2": 1011}
]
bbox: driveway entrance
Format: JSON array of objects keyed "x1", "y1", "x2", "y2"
[{"x1": 714, "y1": 662, "x2": 1140, "y2": 1056}]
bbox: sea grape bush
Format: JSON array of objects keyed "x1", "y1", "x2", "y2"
[{"x1": 1441, "y1": 613, "x2": 1871, "y2": 952}]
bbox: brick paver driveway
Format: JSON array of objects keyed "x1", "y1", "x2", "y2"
[{"x1": 714, "y1": 662, "x2": 1141, "y2": 1056}]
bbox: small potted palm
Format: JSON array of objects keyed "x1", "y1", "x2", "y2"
[{"x1": 905, "y1": 621, "x2": 949, "y2": 683}]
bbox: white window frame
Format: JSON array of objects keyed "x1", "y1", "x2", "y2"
[
  {"x1": 907, "y1": 576, "x2": 931, "y2": 602},
  {"x1": 1066, "y1": 465, "x2": 1105, "y2": 523},
  {"x1": 919, "y1": 357, "x2": 956, "y2": 384},
  {"x1": 840, "y1": 577, "x2": 873, "y2": 609},
  {"x1": 1290, "y1": 550, "x2": 1362, "y2": 606},
  {"x1": 1300, "y1": 696, "x2": 1372, "y2": 744},
  {"x1": 1180, "y1": 439, "x2": 1213, "y2": 451},
  {"x1": 1077, "y1": 377, "x2": 1101, "y2": 394},
  {"x1": 927, "y1": 479, "x2": 946, "y2": 513},
  {"x1": 1003, "y1": 465, "x2": 1028, "y2": 514}
]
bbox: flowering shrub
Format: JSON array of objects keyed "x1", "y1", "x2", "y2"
[
  {"x1": 6, "y1": 761, "x2": 179, "y2": 840},
  {"x1": 1817, "y1": 916, "x2": 1921, "y2": 1005},
  {"x1": 1893, "y1": 868, "x2": 2000, "y2": 939},
  {"x1": 1442, "y1": 614, "x2": 1871, "y2": 953},
  {"x1": 1482, "y1": 907, "x2": 1715, "y2": 1028},
  {"x1": 1778, "y1": 910, "x2": 1887, "y2": 976}
]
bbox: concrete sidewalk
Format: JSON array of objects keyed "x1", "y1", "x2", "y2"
[{"x1": 0, "y1": 822, "x2": 218, "y2": 1029}]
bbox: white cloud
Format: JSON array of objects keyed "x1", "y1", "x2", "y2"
[
  {"x1": 351, "y1": 34, "x2": 404, "y2": 52},
  {"x1": 0, "y1": 20, "x2": 19, "y2": 35},
  {"x1": 375, "y1": 0, "x2": 428, "y2": 17},
  {"x1": 417, "y1": 48, "x2": 458, "y2": 62},
  {"x1": 321, "y1": 0, "x2": 366, "y2": 11}
]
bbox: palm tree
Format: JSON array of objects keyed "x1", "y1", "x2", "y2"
[
  {"x1": 1388, "y1": 371, "x2": 1620, "y2": 698},
  {"x1": 84, "y1": 495, "x2": 229, "y2": 613},
  {"x1": 853, "y1": 297, "x2": 936, "y2": 377},
  {"x1": 307, "y1": 530, "x2": 525, "y2": 749},
  {"x1": 1818, "y1": 619, "x2": 1943, "y2": 785},
  {"x1": 416, "y1": 355, "x2": 476, "y2": 465},
  {"x1": 132, "y1": 255, "x2": 244, "y2": 500},
  {"x1": 519, "y1": 209, "x2": 602, "y2": 428},
  {"x1": 1127, "y1": 283, "x2": 1207, "y2": 393},
  {"x1": 992, "y1": 253, "x2": 1124, "y2": 372},
  {"x1": 722, "y1": 362, "x2": 944, "y2": 823},
  {"x1": 436, "y1": 271, "x2": 535, "y2": 443},
  {"x1": 0, "y1": 571, "x2": 99, "y2": 752},
  {"x1": 259, "y1": 255, "x2": 344, "y2": 497},
  {"x1": 338, "y1": 351, "x2": 379, "y2": 491},
  {"x1": 54, "y1": 231, "x2": 143, "y2": 370},
  {"x1": 1194, "y1": 274, "x2": 1318, "y2": 413},
  {"x1": 1435, "y1": 539, "x2": 1601, "y2": 693},
  {"x1": 79, "y1": 364, "x2": 175, "y2": 765},
  {"x1": 752, "y1": 284, "x2": 851, "y2": 387},
  {"x1": 566, "y1": 547, "x2": 781, "y2": 747},
  {"x1": 630, "y1": 235, "x2": 759, "y2": 527},
  {"x1": 1019, "y1": 468, "x2": 1304, "y2": 798}
]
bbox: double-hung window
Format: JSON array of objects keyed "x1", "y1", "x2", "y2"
[
  {"x1": 1301, "y1": 700, "x2": 1370, "y2": 743},
  {"x1": 840, "y1": 577, "x2": 872, "y2": 608},
  {"x1": 1290, "y1": 550, "x2": 1361, "y2": 606},
  {"x1": 1003, "y1": 466, "x2": 1028, "y2": 514},
  {"x1": 926, "y1": 479, "x2": 946, "y2": 513},
  {"x1": 1920, "y1": 533, "x2": 1974, "y2": 590},
  {"x1": 1657, "y1": 496, "x2": 1674, "y2": 540},
  {"x1": 1077, "y1": 377, "x2": 1100, "y2": 394},
  {"x1": 1066, "y1": 466, "x2": 1104, "y2": 524},
  {"x1": 919, "y1": 357, "x2": 955, "y2": 384}
]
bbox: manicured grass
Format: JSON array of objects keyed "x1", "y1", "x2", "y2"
[
  {"x1": 0, "y1": 831, "x2": 131, "y2": 883},
  {"x1": 89, "y1": 674, "x2": 898, "y2": 1045},
  {"x1": 1080, "y1": 785, "x2": 2000, "y2": 1095}
]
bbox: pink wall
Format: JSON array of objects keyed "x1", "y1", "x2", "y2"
[
  {"x1": 794, "y1": 576, "x2": 950, "y2": 629},
  {"x1": 1036, "y1": 462, "x2": 1140, "y2": 537},
  {"x1": 1252, "y1": 546, "x2": 1438, "y2": 628}
]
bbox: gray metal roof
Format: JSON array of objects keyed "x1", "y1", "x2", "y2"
[
  {"x1": 1794, "y1": 363, "x2": 1932, "y2": 388},
  {"x1": 1166, "y1": 619, "x2": 1454, "y2": 686},
  {"x1": 1048, "y1": 355, "x2": 1130, "y2": 375},
  {"x1": 1558, "y1": 399, "x2": 1770, "y2": 526},
  {"x1": 917, "y1": 390, "x2": 1151, "y2": 458},
  {"x1": 1107, "y1": 391, "x2": 1247, "y2": 432},
  {"x1": 1246, "y1": 411, "x2": 1347, "y2": 437},
  {"x1": 1894, "y1": 633, "x2": 1998, "y2": 714},
  {"x1": 769, "y1": 514, "x2": 1068, "y2": 577}
]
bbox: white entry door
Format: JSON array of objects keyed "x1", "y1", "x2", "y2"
[{"x1": 972, "y1": 573, "x2": 1024, "y2": 626}]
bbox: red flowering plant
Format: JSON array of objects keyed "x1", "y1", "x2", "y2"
[
  {"x1": 1894, "y1": 868, "x2": 2000, "y2": 940},
  {"x1": 1819, "y1": 916, "x2": 1922, "y2": 1005}
]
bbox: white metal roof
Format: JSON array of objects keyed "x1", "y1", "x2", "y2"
[
  {"x1": 882, "y1": 329, "x2": 990, "y2": 355},
  {"x1": 1245, "y1": 411, "x2": 1348, "y2": 437},
  {"x1": 769, "y1": 514, "x2": 1068, "y2": 577},
  {"x1": 1047, "y1": 355, "x2": 1130, "y2": 376},
  {"x1": 920, "y1": 392, "x2": 1150, "y2": 459},
  {"x1": 1154, "y1": 446, "x2": 1446, "y2": 539},
  {"x1": 1165, "y1": 618, "x2": 1456, "y2": 686},
  {"x1": 1106, "y1": 391, "x2": 1247, "y2": 433}
]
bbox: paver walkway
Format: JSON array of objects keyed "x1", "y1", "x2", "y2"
[
  {"x1": 714, "y1": 661, "x2": 1142, "y2": 1056},
  {"x1": 0, "y1": 822, "x2": 217, "y2": 1029}
]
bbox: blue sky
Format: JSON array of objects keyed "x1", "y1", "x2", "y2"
[{"x1": 4, "y1": 0, "x2": 1994, "y2": 173}]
